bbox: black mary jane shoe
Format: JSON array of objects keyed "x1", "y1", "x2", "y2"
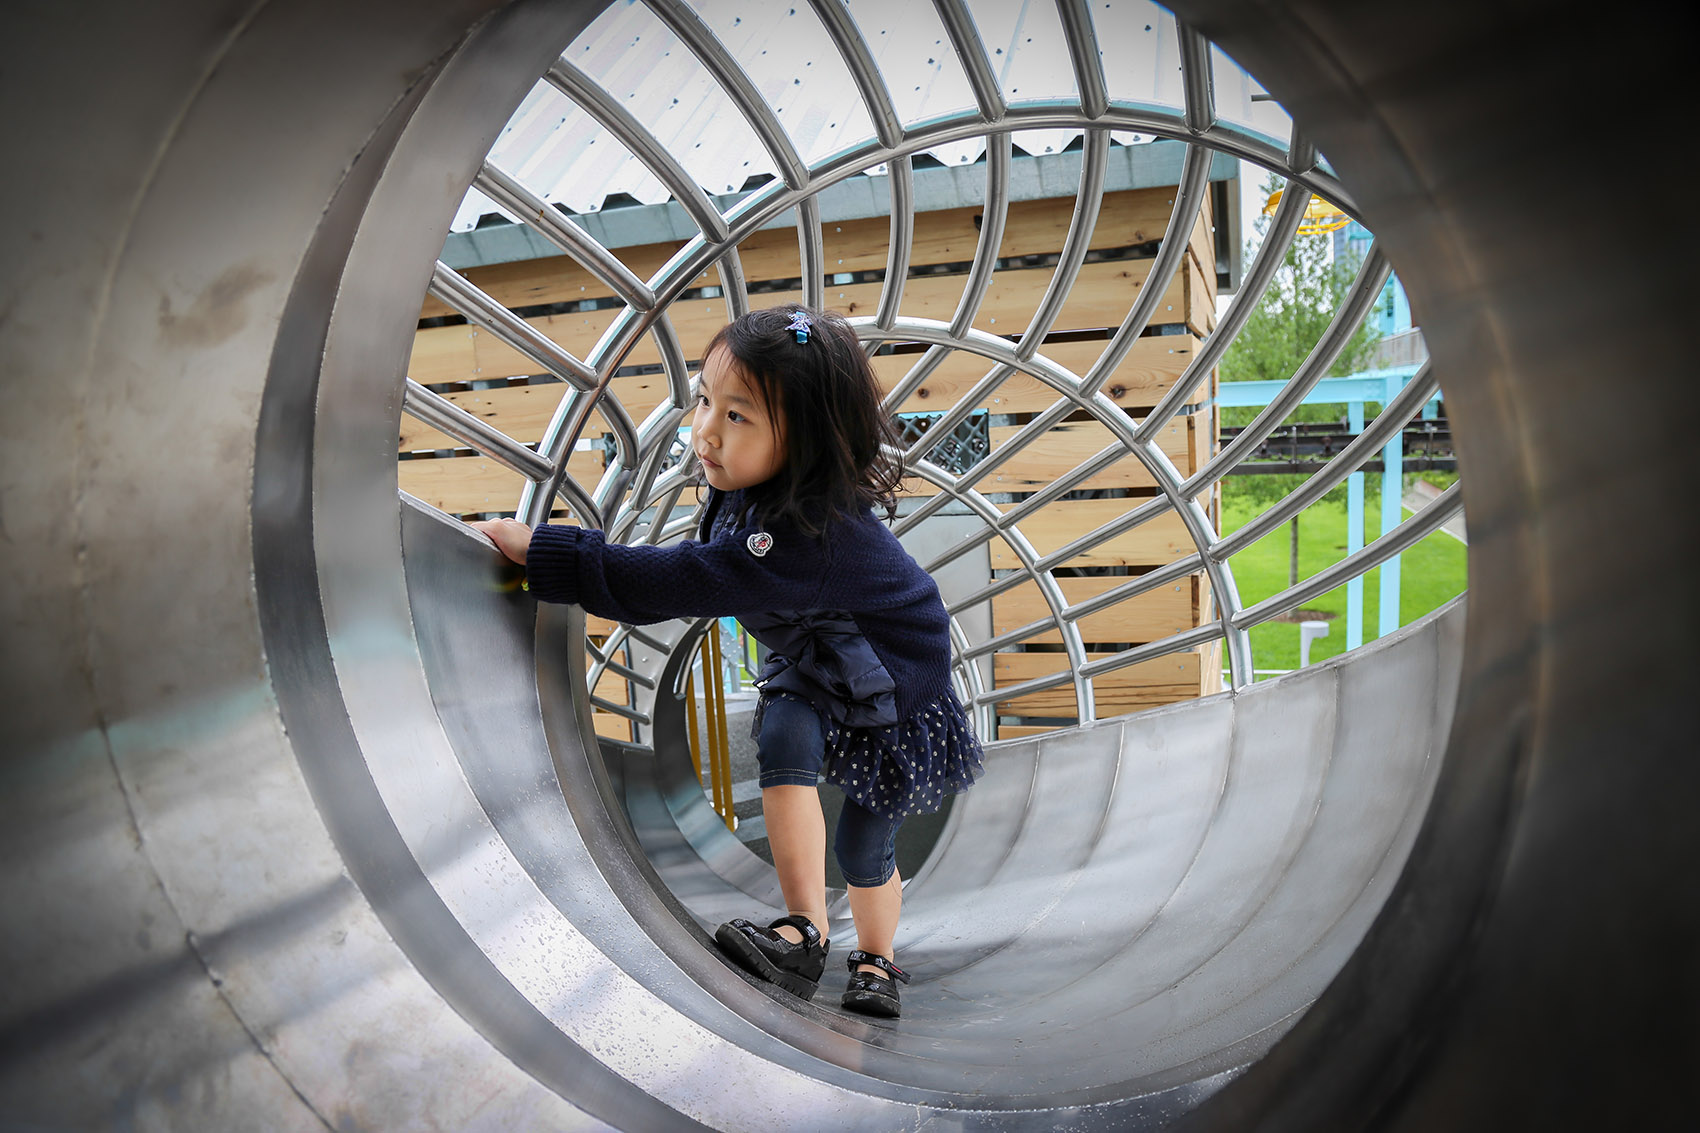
[
  {"x1": 841, "y1": 949, "x2": 910, "y2": 1018},
  {"x1": 715, "y1": 915, "x2": 830, "y2": 1000}
]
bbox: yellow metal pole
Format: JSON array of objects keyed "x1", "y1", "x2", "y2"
[{"x1": 708, "y1": 628, "x2": 734, "y2": 831}]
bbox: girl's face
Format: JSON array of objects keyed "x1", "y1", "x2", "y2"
[{"x1": 692, "y1": 346, "x2": 786, "y2": 493}]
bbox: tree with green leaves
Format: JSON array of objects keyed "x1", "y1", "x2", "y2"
[{"x1": 1219, "y1": 173, "x2": 1383, "y2": 584}]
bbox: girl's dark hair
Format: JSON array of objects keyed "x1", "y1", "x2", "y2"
[{"x1": 703, "y1": 305, "x2": 904, "y2": 537}]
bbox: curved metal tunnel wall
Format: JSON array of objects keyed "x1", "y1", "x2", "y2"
[{"x1": 2, "y1": 1, "x2": 1694, "y2": 1130}]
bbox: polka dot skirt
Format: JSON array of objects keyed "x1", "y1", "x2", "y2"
[{"x1": 765, "y1": 689, "x2": 985, "y2": 820}]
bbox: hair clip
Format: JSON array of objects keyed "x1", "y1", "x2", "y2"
[{"x1": 786, "y1": 309, "x2": 812, "y2": 344}]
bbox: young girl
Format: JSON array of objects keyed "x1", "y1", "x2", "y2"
[{"x1": 473, "y1": 305, "x2": 983, "y2": 1018}]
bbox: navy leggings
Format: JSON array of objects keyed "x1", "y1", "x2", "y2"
[{"x1": 755, "y1": 696, "x2": 904, "y2": 888}]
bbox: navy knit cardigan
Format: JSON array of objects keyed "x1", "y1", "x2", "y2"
[{"x1": 523, "y1": 488, "x2": 983, "y2": 817}]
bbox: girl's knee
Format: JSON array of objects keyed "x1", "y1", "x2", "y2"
[
  {"x1": 834, "y1": 800, "x2": 902, "y2": 887},
  {"x1": 837, "y1": 852, "x2": 897, "y2": 888},
  {"x1": 755, "y1": 696, "x2": 825, "y2": 789}
]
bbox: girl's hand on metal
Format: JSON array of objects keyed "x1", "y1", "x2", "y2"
[{"x1": 468, "y1": 518, "x2": 531, "y2": 565}]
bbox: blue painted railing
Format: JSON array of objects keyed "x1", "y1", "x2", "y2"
[{"x1": 1214, "y1": 364, "x2": 1437, "y2": 649}]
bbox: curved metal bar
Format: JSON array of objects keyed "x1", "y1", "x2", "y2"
[
  {"x1": 1185, "y1": 244, "x2": 1392, "y2": 491},
  {"x1": 854, "y1": 319, "x2": 1240, "y2": 692},
  {"x1": 1211, "y1": 363, "x2": 1441, "y2": 560},
  {"x1": 900, "y1": 362, "x2": 1012, "y2": 464},
  {"x1": 474, "y1": 161, "x2": 656, "y2": 311},
  {"x1": 635, "y1": 105, "x2": 1359, "y2": 318},
  {"x1": 1094, "y1": 411, "x2": 1252, "y2": 689},
  {"x1": 584, "y1": 644, "x2": 657, "y2": 691},
  {"x1": 1083, "y1": 141, "x2": 1213, "y2": 399},
  {"x1": 1017, "y1": 128, "x2": 1109, "y2": 357},
  {"x1": 1030, "y1": 492, "x2": 1174, "y2": 573},
  {"x1": 959, "y1": 612, "x2": 1059, "y2": 662},
  {"x1": 609, "y1": 402, "x2": 688, "y2": 544},
  {"x1": 516, "y1": 431, "x2": 602, "y2": 529},
  {"x1": 932, "y1": 0, "x2": 1007, "y2": 124},
  {"x1": 1137, "y1": 178, "x2": 1312, "y2": 433},
  {"x1": 1060, "y1": 551, "x2": 1207, "y2": 625},
  {"x1": 1056, "y1": 0, "x2": 1109, "y2": 121},
  {"x1": 920, "y1": 435, "x2": 1129, "y2": 567},
  {"x1": 943, "y1": 568, "x2": 1038, "y2": 622},
  {"x1": 541, "y1": 56, "x2": 729, "y2": 243},
  {"x1": 873, "y1": 154, "x2": 915, "y2": 334},
  {"x1": 1081, "y1": 622, "x2": 1224, "y2": 680},
  {"x1": 518, "y1": 322, "x2": 651, "y2": 528},
  {"x1": 879, "y1": 344, "x2": 952, "y2": 416},
  {"x1": 974, "y1": 661, "x2": 1074, "y2": 711},
  {"x1": 713, "y1": 245, "x2": 750, "y2": 322},
  {"x1": 1233, "y1": 483, "x2": 1464, "y2": 630},
  {"x1": 588, "y1": 697, "x2": 650, "y2": 725},
  {"x1": 427, "y1": 260, "x2": 599, "y2": 388},
  {"x1": 595, "y1": 315, "x2": 692, "y2": 514},
  {"x1": 1287, "y1": 126, "x2": 1319, "y2": 179},
  {"x1": 573, "y1": 307, "x2": 650, "y2": 435},
  {"x1": 1178, "y1": 22, "x2": 1216, "y2": 136},
  {"x1": 807, "y1": 0, "x2": 904, "y2": 149},
  {"x1": 622, "y1": 455, "x2": 698, "y2": 521},
  {"x1": 949, "y1": 131, "x2": 1011, "y2": 338},
  {"x1": 898, "y1": 397, "x2": 1081, "y2": 533},
  {"x1": 508, "y1": 326, "x2": 641, "y2": 479},
  {"x1": 710, "y1": 250, "x2": 751, "y2": 324},
  {"x1": 797, "y1": 196, "x2": 825, "y2": 310},
  {"x1": 868, "y1": 317, "x2": 1178, "y2": 519},
  {"x1": 906, "y1": 457, "x2": 1093, "y2": 720},
  {"x1": 945, "y1": 616, "x2": 996, "y2": 742},
  {"x1": 643, "y1": 0, "x2": 809, "y2": 190},
  {"x1": 401, "y1": 379, "x2": 555, "y2": 483},
  {"x1": 647, "y1": 308, "x2": 694, "y2": 413}
]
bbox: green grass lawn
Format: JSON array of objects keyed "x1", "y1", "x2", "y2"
[{"x1": 1219, "y1": 482, "x2": 1467, "y2": 677}]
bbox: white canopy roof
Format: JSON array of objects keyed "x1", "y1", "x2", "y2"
[{"x1": 449, "y1": 0, "x2": 1290, "y2": 231}]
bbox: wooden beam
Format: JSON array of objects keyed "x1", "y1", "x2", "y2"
[
  {"x1": 991, "y1": 575, "x2": 1198, "y2": 645},
  {"x1": 408, "y1": 259, "x2": 1193, "y2": 387},
  {"x1": 903, "y1": 414, "x2": 1197, "y2": 497},
  {"x1": 398, "y1": 386, "x2": 632, "y2": 451},
  {"x1": 987, "y1": 499, "x2": 1194, "y2": 569},
  {"x1": 419, "y1": 186, "x2": 1201, "y2": 319},
  {"x1": 877, "y1": 333, "x2": 1204, "y2": 414},
  {"x1": 396, "y1": 450, "x2": 606, "y2": 515},
  {"x1": 592, "y1": 713, "x2": 634, "y2": 741},
  {"x1": 991, "y1": 650, "x2": 1202, "y2": 716}
]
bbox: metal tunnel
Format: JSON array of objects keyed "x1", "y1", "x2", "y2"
[{"x1": 2, "y1": 1, "x2": 1693, "y2": 1130}]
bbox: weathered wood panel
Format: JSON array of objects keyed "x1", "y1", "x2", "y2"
[
  {"x1": 419, "y1": 187, "x2": 1205, "y2": 319},
  {"x1": 396, "y1": 333, "x2": 1206, "y2": 453},
  {"x1": 991, "y1": 650, "x2": 1202, "y2": 716},
  {"x1": 875, "y1": 333, "x2": 1205, "y2": 414},
  {"x1": 398, "y1": 391, "x2": 630, "y2": 452},
  {"x1": 988, "y1": 499, "x2": 1194, "y2": 569},
  {"x1": 397, "y1": 450, "x2": 605, "y2": 516},
  {"x1": 901, "y1": 415, "x2": 1196, "y2": 497},
  {"x1": 592, "y1": 713, "x2": 634, "y2": 741},
  {"x1": 408, "y1": 259, "x2": 1193, "y2": 387},
  {"x1": 991, "y1": 575, "x2": 1199, "y2": 646}
]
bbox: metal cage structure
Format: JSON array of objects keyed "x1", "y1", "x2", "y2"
[
  {"x1": 6, "y1": 0, "x2": 1694, "y2": 1129},
  {"x1": 399, "y1": 0, "x2": 1461, "y2": 738}
]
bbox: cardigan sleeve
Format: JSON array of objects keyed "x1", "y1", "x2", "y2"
[{"x1": 524, "y1": 519, "x2": 826, "y2": 625}]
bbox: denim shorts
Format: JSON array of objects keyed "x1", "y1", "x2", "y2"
[{"x1": 755, "y1": 695, "x2": 904, "y2": 887}]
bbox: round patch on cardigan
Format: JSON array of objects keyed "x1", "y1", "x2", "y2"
[{"x1": 746, "y1": 531, "x2": 774, "y2": 557}]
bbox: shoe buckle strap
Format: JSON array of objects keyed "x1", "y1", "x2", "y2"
[
  {"x1": 771, "y1": 914, "x2": 823, "y2": 949},
  {"x1": 846, "y1": 948, "x2": 909, "y2": 983}
]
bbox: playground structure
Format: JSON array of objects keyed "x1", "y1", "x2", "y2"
[{"x1": 2, "y1": 1, "x2": 1694, "y2": 1129}]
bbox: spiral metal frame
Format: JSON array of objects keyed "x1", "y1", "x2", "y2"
[{"x1": 399, "y1": 0, "x2": 1464, "y2": 728}]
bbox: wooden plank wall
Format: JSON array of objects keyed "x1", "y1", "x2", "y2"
[{"x1": 405, "y1": 183, "x2": 1223, "y2": 740}]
